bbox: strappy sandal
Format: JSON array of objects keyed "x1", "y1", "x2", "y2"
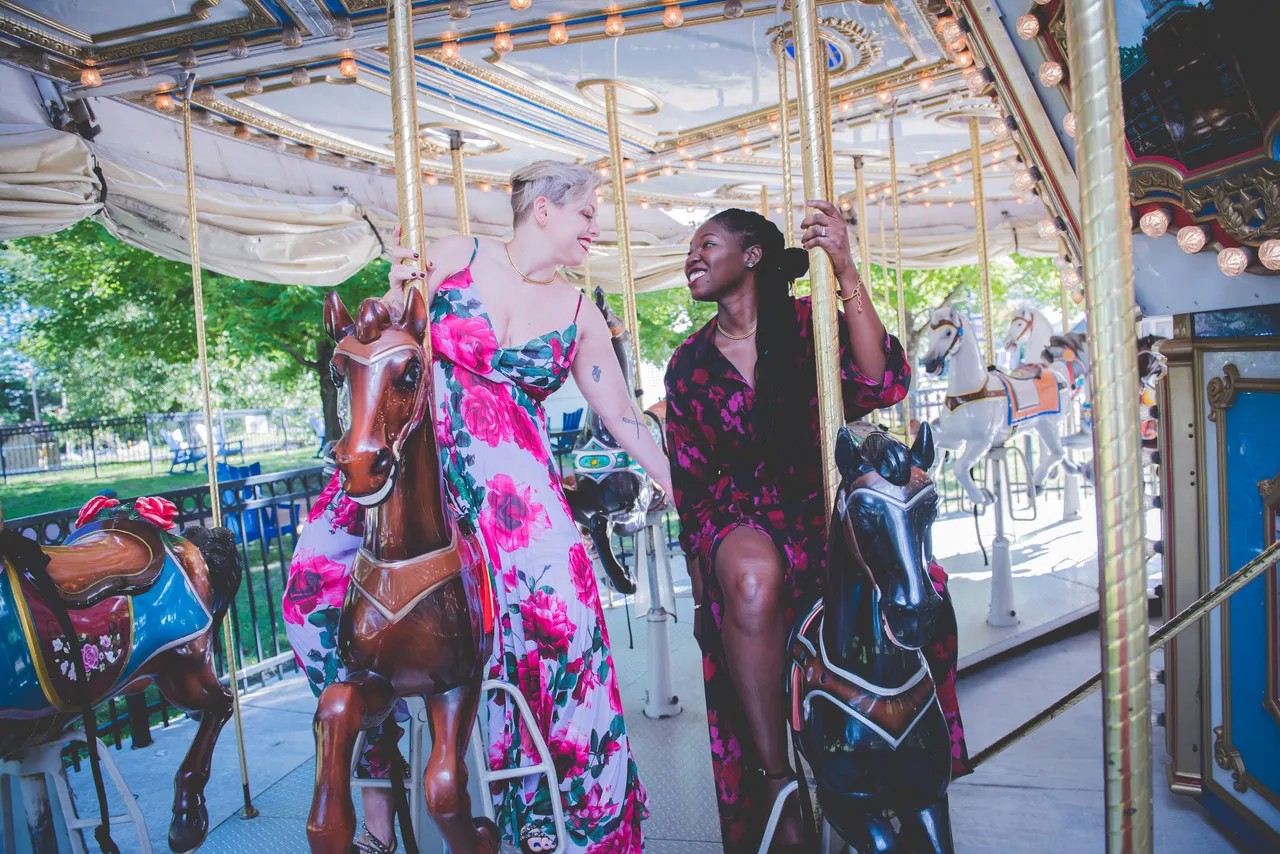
[
  {"x1": 351, "y1": 820, "x2": 398, "y2": 854},
  {"x1": 761, "y1": 768, "x2": 808, "y2": 854}
]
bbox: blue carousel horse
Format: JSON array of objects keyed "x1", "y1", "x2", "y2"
[
  {"x1": 787, "y1": 422, "x2": 955, "y2": 852},
  {"x1": 563, "y1": 288, "x2": 666, "y2": 595},
  {"x1": 0, "y1": 499, "x2": 240, "y2": 853}
]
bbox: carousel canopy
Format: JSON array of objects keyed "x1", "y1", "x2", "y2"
[{"x1": 0, "y1": 1, "x2": 1060, "y2": 289}]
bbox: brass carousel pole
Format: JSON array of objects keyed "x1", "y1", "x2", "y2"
[
  {"x1": 789, "y1": 0, "x2": 842, "y2": 512},
  {"x1": 879, "y1": 196, "x2": 889, "y2": 312},
  {"x1": 604, "y1": 82, "x2": 644, "y2": 391},
  {"x1": 853, "y1": 155, "x2": 873, "y2": 307},
  {"x1": 448, "y1": 130, "x2": 470, "y2": 238},
  {"x1": 760, "y1": 184, "x2": 769, "y2": 218},
  {"x1": 388, "y1": 0, "x2": 428, "y2": 267},
  {"x1": 180, "y1": 74, "x2": 257, "y2": 819},
  {"x1": 773, "y1": 40, "x2": 796, "y2": 245},
  {"x1": 1066, "y1": 0, "x2": 1153, "y2": 848},
  {"x1": 1060, "y1": 239, "x2": 1073, "y2": 329},
  {"x1": 888, "y1": 105, "x2": 910, "y2": 436},
  {"x1": 969, "y1": 117, "x2": 995, "y2": 367}
]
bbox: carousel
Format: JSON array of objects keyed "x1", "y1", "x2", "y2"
[{"x1": 0, "y1": 1, "x2": 1276, "y2": 852}]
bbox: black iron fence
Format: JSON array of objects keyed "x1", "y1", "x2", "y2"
[
  {"x1": 11, "y1": 465, "x2": 328, "y2": 748},
  {"x1": 0, "y1": 408, "x2": 322, "y2": 483}
]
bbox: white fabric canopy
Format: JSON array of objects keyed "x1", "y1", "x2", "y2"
[{"x1": 0, "y1": 125, "x2": 100, "y2": 239}]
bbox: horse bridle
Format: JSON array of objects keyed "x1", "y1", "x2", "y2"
[
  {"x1": 929, "y1": 316, "x2": 966, "y2": 361},
  {"x1": 336, "y1": 341, "x2": 432, "y2": 476},
  {"x1": 1006, "y1": 311, "x2": 1033, "y2": 347}
]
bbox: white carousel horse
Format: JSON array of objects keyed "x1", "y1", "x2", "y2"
[
  {"x1": 1001, "y1": 306, "x2": 1055, "y2": 372},
  {"x1": 922, "y1": 306, "x2": 1078, "y2": 507}
]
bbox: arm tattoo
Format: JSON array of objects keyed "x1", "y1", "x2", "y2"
[
  {"x1": 622, "y1": 414, "x2": 643, "y2": 439},
  {"x1": 591, "y1": 365, "x2": 602, "y2": 383}
]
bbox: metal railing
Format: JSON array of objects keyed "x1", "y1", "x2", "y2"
[
  {"x1": 10, "y1": 465, "x2": 328, "y2": 747},
  {"x1": 0, "y1": 408, "x2": 322, "y2": 483}
]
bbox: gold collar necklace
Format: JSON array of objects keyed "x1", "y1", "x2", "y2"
[
  {"x1": 504, "y1": 242, "x2": 558, "y2": 286},
  {"x1": 716, "y1": 318, "x2": 757, "y2": 340}
]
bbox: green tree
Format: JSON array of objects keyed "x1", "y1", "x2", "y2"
[{"x1": 0, "y1": 220, "x2": 383, "y2": 435}]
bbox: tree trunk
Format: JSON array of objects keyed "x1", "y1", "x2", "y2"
[{"x1": 316, "y1": 338, "x2": 341, "y2": 445}]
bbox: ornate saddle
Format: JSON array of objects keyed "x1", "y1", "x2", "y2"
[
  {"x1": 40, "y1": 518, "x2": 168, "y2": 609},
  {"x1": 788, "y1": 600, "x2": 937, "y2": 748},
  {"x1": 350, "y1": 530, "x2": 493, "y2": 630}
]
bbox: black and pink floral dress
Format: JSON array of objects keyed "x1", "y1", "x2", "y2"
[{"x1": 664, "y1": 297, "x2": 970, "y2": 852}]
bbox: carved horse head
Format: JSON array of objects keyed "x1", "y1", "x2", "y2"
[
  {"x1": 324, "y1": 290, "x2": 431, "y2": 507},
  {"x1": 922, "y1": 306, "x2": 967, "y2": 377},
  {"x1": 834, "y1": 422, "x2": 942, "y2": 649}
]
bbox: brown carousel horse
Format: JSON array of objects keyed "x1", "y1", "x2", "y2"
[
  {"x1": 0, "y1": 498, "x2": 240, "y2": 853},
  {"x1": 307, "y1": 289, "x2": 498, "y2": 853}
]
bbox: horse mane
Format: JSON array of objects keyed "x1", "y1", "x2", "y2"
[
  {"x1": 354, "y1": 298, "x2": 396, "y2": 345},
  {"x1": 849, "y1": 427, "x2": 913, "y2": 487}
]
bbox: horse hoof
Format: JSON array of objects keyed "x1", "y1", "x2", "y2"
[
  {"x1": 474, "y1": 817, "x2": 501, "y2": 854},
  {"x1": 1033, "y1": 484, "x2": 1046, "y2": 497},
  {"x1": 979, "y1": 489, "x2": 995, "y2": 506},
  {"x1": 168, "y1": 806, "x2": 209, "y2": 853}
]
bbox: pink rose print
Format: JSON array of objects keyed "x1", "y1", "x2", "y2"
[
  {"x1": 81, "y1": 643, "x2": 101, "y2": 670},
  {"x1": 568, "y1": 543, "x2": 598, "y2": 606},
  {"x1": 520, "y1": 589, "x2": 575, "y2": 661},
  {"x1": 283, "y1": 549, "x2": 351, "y2": 625},
  {"x1": 507, "y1": 398, "x2": 550, "y2": 462},
  {"x1": 517, "y1": 651, "x2": 552, "y2": 732},
  {"x1": 434, "y1": 313, "x2": 498, "y2": 373},
  {"x1": 479, "y1": 473, "x2": 551, "y2": 553},
  {"x1": 549, "y1": 721, "x2": 590, "y2": 779},
  {"x1": 457, "y1": 372, "x2": 513, "y2": 447},
  {"x1": 487, "y1": 725, "x2": 513, "y2": 771},
  {"x1": 568, "y1": 785, "x2": 614, "y2": 837}
]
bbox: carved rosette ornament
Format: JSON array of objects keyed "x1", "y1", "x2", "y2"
[
  {"x1": 1258, "y1": 473, "x2": 1280, "y2": 507},
  {"x1": 1212, "y1": 725, "x2": 1249, "y2": 793}
]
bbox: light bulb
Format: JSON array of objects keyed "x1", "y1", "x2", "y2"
[
  {"x1": 723, "y1": 0, "x2": 745, "y2": 19},
  {"x1": 1176, "y1": 225, "x2": 1206, "y2": 254},
  {"x1": 281, "y1": 25, "x2": 302, "y2": 48},
  {"x1": 440, "y1": 36, "x2": 460, "y2": 60},
  {"x1": 741, "y1": 143, "x2": 753, "y2": 155},
  {"x1": 1037, "y1": 219, "x2": 1058, "y2": 240},
  {"x1": 448, "y1": 0, "x2": 470, "y2": 20},
  {"x1": 228, "y1": 36, "x2": 249, "y2": 58},
  {"x1": 1061, "y1": 267, "x2": 1082, "y2": 288},
  {"x1": 80, "y1": 67, "x2": 102, "y2": 87},
  {"x1": 919, "y1": 74, "x2": 934, "y2": 92},
  {"x1": 339, "y1": 57, "x2": 358, "y2": 77},
  {"x1": 234, "y1": 124, "x2": 251, "y2": 140},
  {"x1": 939, "y1": 20, "x2": 963, "y2": 45},
  {"x1": 605, "y1": 14, "x2": 625, "y2": 37},
  {"x1": 549, "y1": 21, "x2": 568, "y2": 45},
  {"x1": 598, "y1": 165, "x2": 609, "y2": 177},
  {"x1": 1063, "y1": 112, "x2": 1077, "y2": 139},
  {"x1": 839, "y1": 99, "x2": 852, "y2": 113},
  {"x1": 178, "y1": 48, "x2": 198, "y2": 69},
  {"x1": 876, "y1": 86, "x2": 892, "y2": 104},
  {"x1": 425, "y1": 173, "x2": 439, "y2": 185},
  {"x1": 1039, "y1": 61, "x2": 1064, "y2": 87},
  {"x1": 965, "y1": 68, "x2": 989, "y2": 95},
  {"x1": 640, "y1": 200, "x2": 650, "y2": 209},
  {"x1": 676, "y1": 144, "x2": 688, "y2": 156},
  {"x1": 1070, "y1": 287, "x2": 1084, "y2": 304},
  {"x1": 991, "y1": 118, "x2": 1010, "y2": 139},
  {"x1": 684, "y1": 158, "x2": 696, "y2": 171},
  {"x1": 1217, "y1": 247, "x2": 1249, "y2": 277},
  {"x1": 841, "y1": 200, "x2": 852, "y2": 211},
  {"x1": 273, "y1": 138, "x2": 287, "y2": 154},
  {"x1": 291, "y1": 67, "x2": 310, "y2": 87},
  {"x1": 661, "y1": 163, "x2": 674, "y2": 176},
  {"x1": 305, "y1": 147, "x2": 319, "y2": 161},
  {"x1": 128, "y1": 57, "x2": 149, "y2": 78},
  {"x1": 1259, "y1": 239, "x2": 1280, "y2": 271},
  {"x1": 1138, "y1": 208, "x2": 1170, "y2": 238},
  {"x1": 333, "y1": 16, "x2": 354, "y2": 39},
  {"x1": 480, "y1": 181, "x2": 491, "y2": 192},
  {"x1": 712, "y1": 150, "x2": 724, "y2": 163},
  {"x1": 1013, "y1": 168, "x2": 1037, "y2": 192},
  {"x1": 953, "y1": 50, "x2": 973, "y2": 68},
  {"x1": 510, "y1": 0, "x2": 532, "y2": 9},
  {"x1": 1016, "y1": 14, "x2": 1040, "y2": 39},
  {"x1": 155, "y1": 92, "x2": 174, "y2": 111},
  {"x1": 664, "y1": 4, "x2": 684, "y2": 27},
  {"x1": 494, "y1": 30, "x2": 513, "y2": 54},
  {"x1": 243, "y1": 75, "x2": 263, "y2": 95}
]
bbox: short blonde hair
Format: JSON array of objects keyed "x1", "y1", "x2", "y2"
[{"x1": 510, "y1": 160, "x2": 602, "y2": 224}]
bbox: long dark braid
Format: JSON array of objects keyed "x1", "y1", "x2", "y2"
[{"x1": 707, "y1": 208, "x2": 811, "y2": 473}]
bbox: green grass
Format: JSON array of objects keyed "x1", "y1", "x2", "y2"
[{"x1": 0, "y1": 447, "x2": 323, "y2": 519}]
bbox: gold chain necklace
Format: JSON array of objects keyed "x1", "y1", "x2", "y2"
[
  {"x1": 716, "y1": 319, "x2": 757, "y2": 340},
  {"x1": 504, "y1": 242, "x2": 558, "y2": 285}
]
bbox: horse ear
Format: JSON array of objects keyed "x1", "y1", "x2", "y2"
[
  {"x1": 594, "y1": 286, "x2": 606, "y2": 309},
  {"x1": 323, "y1": 292, "x2": 353, "y2": 343},
  {"x1": 910, "y1": 421, "x2": 935, "y2": 471},
  {"x1": 401, "y1": 287, "x2": 428, "y2": 342},
  {"x1": 836, "y1": 425, "x2": 863, "y2": 479}
]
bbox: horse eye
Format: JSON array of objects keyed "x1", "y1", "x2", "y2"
[
  {"x1": 329, "y1": 363, "x2": 344, "y2": 388},
  {"x1": 399, "y1": 358, "x2": 422, "y2": 389}
]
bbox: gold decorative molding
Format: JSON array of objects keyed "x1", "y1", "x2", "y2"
[
  {"x1": 1260, "y1": 473, "x2": 1280, "y2": 507},
  {"x1": 1189, "y1": 165, "x2": 1280, "y2": 243},
  {"x1": 1129, "y1": 166, "x2": 1184, "y2": 204},
  {"x1": 1212, "y1": 725, "x2": 1249, "y2": 793},
  {"x1": 0, "y1": 0, "x2": 281, "y2": 64},
  {"x1": 1206, "y1": 363, "x2": 1241, "y2": 423},
  {"x1": 768, "y1": 18, "x2": 886, "y2": 81}
]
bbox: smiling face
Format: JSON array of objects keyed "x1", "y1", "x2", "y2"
[
  {"x1": 534, "y1": 188, "x2": 600, "y2": 267},
  {"x1": 683, "y1": 219, "x2": 760, "y2": 302}
]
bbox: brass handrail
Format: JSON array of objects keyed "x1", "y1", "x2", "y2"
[{"x1": 971, "y1": 539, "x2": 1280, "y2": 769}]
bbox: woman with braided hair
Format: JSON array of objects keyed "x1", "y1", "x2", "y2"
[{"x1": 664, "y1": 202, "x2": 970, "y2": 851}]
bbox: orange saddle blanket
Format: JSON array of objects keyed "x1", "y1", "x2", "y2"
[{"x1": 994, "y1": 370, "x2": 1061, "y2": 425}]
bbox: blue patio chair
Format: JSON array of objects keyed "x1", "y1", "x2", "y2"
[
  {"x1": 551, "y1": 408, "x2": 584, "y2": 455},
  {"x1": 162, "y1": 430, "x2": 206, "y2": 475}
]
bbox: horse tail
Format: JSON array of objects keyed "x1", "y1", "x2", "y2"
[{"x1": 183, "y1": 525, "x2": 242, "y2": 624}]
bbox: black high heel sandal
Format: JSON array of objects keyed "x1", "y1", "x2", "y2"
[{"x1": 351, "y1": 820, "x2": 398, "y2": 854}]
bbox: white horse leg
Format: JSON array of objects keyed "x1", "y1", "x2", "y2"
[
  {"x1": 953, "y1": 437, "x2": 995, "y2": 507},
  {"x1": 1031, "y1": 415, "x2": 1068, "y2": 494}
]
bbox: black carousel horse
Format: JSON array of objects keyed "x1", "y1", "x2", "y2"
[
  {"x1": 787, "y1": 422, "x2": 955, "y2": 853},
  {"x1": 562, "y1": 287, "x2": 666, "y2": 595}
]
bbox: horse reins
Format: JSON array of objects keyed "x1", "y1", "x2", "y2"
[{"x1": 929, "y1": 317, "x2": 966, "y2": 361}]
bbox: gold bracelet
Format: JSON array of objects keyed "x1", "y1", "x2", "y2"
[{"x1": 837, "y1": 281, "x2": 863, "y2": 312}]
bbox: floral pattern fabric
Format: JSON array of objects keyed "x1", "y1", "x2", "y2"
[
  {"x1": 664, "y1": 298, "x2": 969, "y2": 852},
  {"x1": 282, "y1": 475, "x2": 405, "y2": 779},
  {"x1": 431, "y1": 254, "x2": 646, "y2": 853}
]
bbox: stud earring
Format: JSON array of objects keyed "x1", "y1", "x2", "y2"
[{"x1": 746, "y1": 261, "x2": 755, "y2": 268}]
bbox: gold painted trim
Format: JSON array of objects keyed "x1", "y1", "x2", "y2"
[
  {"x1": 1261, "y1": 474, "x2": 1280, "y2": 728},
  {"x1": 0, "y1": 0, "x2": 281, "y2": 64},
  {"x1": 1211, "y1": 364, "x2": 1280, "y2": 811},
  {"x1": 767, "y1": 18, "x2": 887, "y2": 81}
]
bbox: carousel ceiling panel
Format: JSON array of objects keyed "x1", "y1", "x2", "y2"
[{"x1": 0, "y1": 0, "x2": 293, "y2": 63}]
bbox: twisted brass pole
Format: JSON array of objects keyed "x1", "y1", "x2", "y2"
[
  {"x1": 760, "y1": 184, "x2": 769, "y2": 218},
  {"x1": 969, "y1": 117, "x2": 994, "y2": 367},
  {"x1": 853, "y1": 156, "x2": 873, "y2": 308},
  {"x1": 604, "y1": 83, "x2": 643, "y2": 392},
  {"x1": 449, "y1": 131, "x2": 470, "y2": 238},
  {"x1": 181, "y1": 74, "x2": 257, "y2": 819},
  {"x1": 1066, "y1": 0, "x2": 1152, "y2": 847},
  {"x1": 774, "y1": 42, "x2": 796, "y2": 245},
  {"x1": 387, "y1": 0, "x2": 428, "y2": 274},
  {"x1": 889, "y1": 106, "x2": 910, "y2": 436},
  {"x1": 789, "y1": 0, "x2": 843, "y2": 514}
]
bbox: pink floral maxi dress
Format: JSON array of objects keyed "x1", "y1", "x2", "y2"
[{"x1": 285, "y1": 240, "x2": 647, "y2": 853}]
